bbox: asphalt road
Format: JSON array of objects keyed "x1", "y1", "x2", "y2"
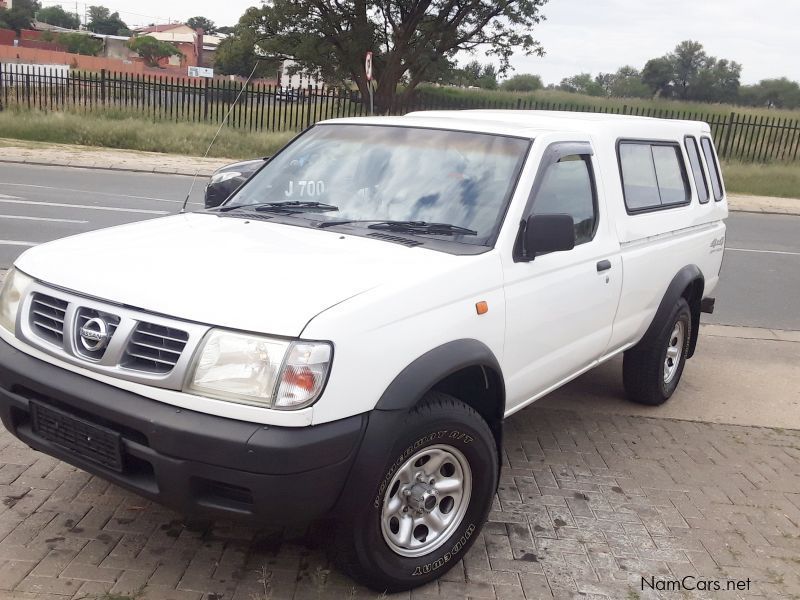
[
  {"x1": 0, "y1": 163, "x2": 798, "y2": 330},
  {"x1": 0, "y1": 163, "x2": 205, "y2": 267}
]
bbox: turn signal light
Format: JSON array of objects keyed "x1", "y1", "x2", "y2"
[{"x1": 476, "y1": 301, "x2": 488, "y2": 315}]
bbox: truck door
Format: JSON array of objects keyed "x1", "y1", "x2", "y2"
[{"x1": 502, "y1": 141, "x2": 622, "y2": 413}]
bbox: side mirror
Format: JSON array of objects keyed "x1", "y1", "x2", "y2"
[{"x1": 524, "y1": 214, "x2": 575, "y2": 258}]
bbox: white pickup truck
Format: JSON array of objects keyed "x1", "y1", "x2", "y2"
[{"x1": 0, "y1": 111, "x2": 726, "y2": 591}]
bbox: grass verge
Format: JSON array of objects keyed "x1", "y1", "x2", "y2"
[
  {"x1": 722, "y1": 161, "x2": 800, "y2": 199},
  {"x1": 0, "y1": 109, "x2": 295, "y2": 159}
]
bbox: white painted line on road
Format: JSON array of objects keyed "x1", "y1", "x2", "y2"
[
  {"x1": 0, "y1": 240, "x2": 37, "y2": 247},
  {"x1": 727, "y1": 247, "x2": 800, "y2": 257},
  {"x1": 0, "y1": 183, "x2": 202, "y2": 205},
  {"x1": 0, "y1": 199, "x2": 168, "y2": 215},
  {"x1": 0, "y1": 214, "x2": 88, "y2": 224},
  {"x1": 0, "y1": 194, "x2": 22, "y2": 200}
]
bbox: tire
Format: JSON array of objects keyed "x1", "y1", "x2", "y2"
[
  {"x1": 334, "y1": 392, "x2": 498, "y2": 592},
  {"x1": 623, "y1": 297, "x2": 692, "y2": 406}
]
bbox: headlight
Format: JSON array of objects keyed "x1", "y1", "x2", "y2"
[
  {"x1": 0, "y1": 268, "x2": 34, "y2": 333},
  {"x1": 209, "y1": 171, "x2": 241, "y2": 185},
  {"x1": 185, "y1": 329, "x2": 332, "y2": 410}
]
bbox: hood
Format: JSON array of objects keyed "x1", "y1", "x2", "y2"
[
  {"x1": 214, "y1": 158, "x2": 265, "y2": 175},
  {"x1": 16, "y1": 213, "x2": 455, "y2": 337}
]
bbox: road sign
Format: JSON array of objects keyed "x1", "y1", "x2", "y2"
[
  {"x1": 365, "y1": 51, "x2": 373, "y2": 81},
  {"x1": 188, "y1": 66, "x2": 214, "y2": 78}
]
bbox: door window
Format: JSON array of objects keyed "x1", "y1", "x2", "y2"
[{"x1": 531, "y1": 155, "x2": 598, "y2": 245}]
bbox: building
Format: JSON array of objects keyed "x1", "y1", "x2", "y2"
[
  {"x1": 279, "y1": 60, "x2": 324, "y2": 88},
  {"x1": 0, "y1": 0, "x2": 11, "y2": 9},
  {"x1": 133, "y1": 23, "x2": 208, "y2": 68}
]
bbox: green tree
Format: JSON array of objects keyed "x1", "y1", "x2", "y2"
[
  {"x1": 414, "y1": 55, "x2": 459, "y2": 85},
  {"x1": 642, "y1": 57, "x2": 674, "y2": 97},
  {"x1": 214, "y1": 30, "x2": 277, "y2": 78},
  {"x1": 0, "y1": 0, "x2": 40, "y2": 33},
  {"x1": 558, "y1": 72, "x2": 604, "y2": 96},
  {"x1": 501, "y1": 73, "x2": 543, "y2": 92},
  {"x1": 87, "y1": 5, "x2": 129, "y2": 35},
  {"x1": 608, "y1": 66, "x2": 651, "y2": 98},
  {"x1": 128, "y1": 35, "x2": 182, "y2": 67},
  {"x1": 691, "y1": 58, "x2": 741, "y2": 103},
  {"x1": 57, "y1": 32, "x2": 103, "y2": 55},
  {"x1": 231, "y1": 0, "x2": 547, "y2": 112},
  {"x1": 36, "y1": 5, "x2": 80, "y2": 29},
  {"x1": 478, "y1": 64, "x2": 499, "y2": 89},
  {"x1": 641, "y1": 41, "x2": 741, "y2": 102},
  {"x1": 739, "y1": 78, "x2": 800, "y2": 109},
  {"x1": 187, "y1": 16, "x2": 216, "y2": 34},
  {"x1": 593, "y1": 72, "x2": 615, "y2": 96},
  {"x1": 670, "y1": 40, "x2": 707, "y2": 98}
]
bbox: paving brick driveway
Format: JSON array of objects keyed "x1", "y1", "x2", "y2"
[{"x1": 0, "y1": 407, "x2": 798, "y2": 600}]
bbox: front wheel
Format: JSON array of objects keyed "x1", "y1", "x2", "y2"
[{"x1": 335, "y1": 392, "x2": 498, "y2": 592}]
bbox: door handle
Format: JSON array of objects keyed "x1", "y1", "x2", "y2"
[{"x1": 596, "y1": 259, "x2": 612, "y2": 272}]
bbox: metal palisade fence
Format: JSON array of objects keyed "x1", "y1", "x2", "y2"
[{"x1": 2, "y1": 64, "x2": 800, "y2": 163}]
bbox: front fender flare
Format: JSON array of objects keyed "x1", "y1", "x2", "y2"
[
  {"x1": 375, "y1": 338, "x2": 504, "y2": 415},
  {"x1": 334, "y1": 339, "x2": 504, "y2": 514}
]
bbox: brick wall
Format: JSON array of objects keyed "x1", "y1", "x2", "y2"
[
  {"x1": 0, "y1": 46, "x2": 204, "y2": 79},
  {"x1": 0, "y1": 28, "x2": 14, "y2": 46}
]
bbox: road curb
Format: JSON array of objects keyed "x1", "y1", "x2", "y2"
[{"x1": 0, "y1": 157, "x2": 214, "y2": 178}]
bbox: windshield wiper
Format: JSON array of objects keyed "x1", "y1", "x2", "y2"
[
  {"x1": 318, "y1": 220, "x2": 476, "y2": 236},
  {"x1": 369, "y1": 221, "x2": 477, "y2": 236},
  {"x1": 256, "y1": 201, "x2": 338, "y2": 212},
  {"x1": 217, "y1": 201, "x2": 338, "y2": 213}
]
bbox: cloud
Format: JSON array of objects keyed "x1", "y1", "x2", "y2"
[
  {"x1": 507, "y1": 0, "x2": 799, "y2": 84},
  {"x1": 117, "y1": 0, "x2": 798, "y2": 85}
]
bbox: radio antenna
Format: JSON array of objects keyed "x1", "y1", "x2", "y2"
[{"x1": 180, "y1": 60, "x2": 261, "y2": 213}]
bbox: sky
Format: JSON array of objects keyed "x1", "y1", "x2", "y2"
[{"x1": 39, "y1": 0, "x2": 800, "y2": 85}]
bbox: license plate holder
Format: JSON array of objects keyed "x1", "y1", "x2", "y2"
[{"x1": 30, "y1": 401, "x2": 124, "y2": 472}]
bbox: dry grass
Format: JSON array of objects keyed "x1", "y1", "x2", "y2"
[
  {"x1": 722, "y1": 161, "x2": 800, "y2": 199},
  {"x1": 0, "y1": 109, "x2": 294, "y2": 159}
]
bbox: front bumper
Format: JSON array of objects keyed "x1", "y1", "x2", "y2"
[{"x1": 0, "y1": 337, "x2": 366, "y2": 522}]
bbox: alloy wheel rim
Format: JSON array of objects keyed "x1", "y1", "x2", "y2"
[
  {"x1": 664, "y1": 320, "x2": 685, "y2": 384},
  {"x1": 380, "y1": 444, "x2": 472, "y2": 558}
]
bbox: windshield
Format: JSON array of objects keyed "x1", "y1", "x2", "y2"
[{"x1": 225, "y1": 124, "x2": 530, "y2": 246}]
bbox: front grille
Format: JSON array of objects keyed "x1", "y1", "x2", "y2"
[
  {"x1": 74, "y1": 307, "x2": 120, "y2": 360},
  {"x1": 123, "y1": 322, "x2": 189, "y2": 374},
  {"x1": 30, "y1": 293, "x2": 68, "y2": 345},
  {"x1": 30, "y1": 401, "x2": 123, "y2": 472},
  {"x1": 21, "y1": 284, "x2": 207, "y2": 389}
]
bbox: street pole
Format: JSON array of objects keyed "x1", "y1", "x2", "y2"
[{"x1": 368, "y1": 80, "x2": 373, "y2": 116}]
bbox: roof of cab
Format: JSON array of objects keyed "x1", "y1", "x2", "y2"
[{"x1": 319, "y1": 110, "x2": 712, "y2": 140}]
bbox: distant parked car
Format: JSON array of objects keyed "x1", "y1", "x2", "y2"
[
  {"x1": 276, "y1": 88, "x2": 298, "y2": 102},
  {"x1": 205, "y1": 159, "x2": 266, "y2": 208}
]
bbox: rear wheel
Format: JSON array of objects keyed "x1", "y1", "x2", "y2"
[
  {"x1": 334, "y1": 392, "x2": 497, "y2": 592},
  {"x1": 623, "y1": 297, "x2": 692, "y2": 406}
]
